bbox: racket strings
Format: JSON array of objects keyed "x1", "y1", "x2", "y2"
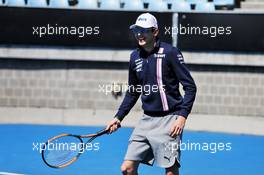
[
  {"x1": 47, "y1": 150, "x2": 73, "y2": 163},
  {"x1": 42, "y1": 129, "x2": 108, "y2": 168},
  {"x1": 43, "y1": 136, "x2": 83, "y2": 167}
]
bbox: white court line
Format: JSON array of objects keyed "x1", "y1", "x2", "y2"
[{"x1": 0, "y1": 172, "x2": 26, "y2": 175}]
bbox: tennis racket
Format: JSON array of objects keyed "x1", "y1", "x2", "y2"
[{"x1": 41, "y1": 128, "x2": 109, "y2": 168}]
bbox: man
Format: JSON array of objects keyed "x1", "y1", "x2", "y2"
[{"x1": 106, "y1": 13, "x2": 197, "y2": 175}]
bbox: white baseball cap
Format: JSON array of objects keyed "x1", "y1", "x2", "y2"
[{"x1": 130, "y1": 13, "x2": 158, "y2": 29}]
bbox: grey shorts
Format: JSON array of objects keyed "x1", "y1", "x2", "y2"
[{"x1": 124, "y1": 114, "x2": 182, "y2": 168}]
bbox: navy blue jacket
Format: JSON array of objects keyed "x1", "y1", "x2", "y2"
[{"x1": 115, "y1": 41, "x2": 197, "y2": 121}]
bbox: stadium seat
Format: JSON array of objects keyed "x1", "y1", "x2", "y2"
[
  {"x1": 28, "y1": 0, "x2": 47, "y2": 7},
  {"x1": 77, "y1": 0, "x2": 98, "y2": 9},
  {"x1": 164, "y1": 0, "x2": 185, "y2": 3},
  {"x1": 100, "y1": 0, "x2": 120, "y2": 10},
  {"x1": 7, "y1": 0, "x2": 26, "y2": 6},
  {"x1": 171, "y1": 1, "x2": 191, "y2": 12},
  {"x1": 142, "y1": 0, "x2": 151, "y2": 3},
  {"x1": 164, "y1": 0, "x2": 185, "y2": 2},
  {"x1": 186, "y1": 0, "x2": 207, "y2": 5},
  {"x1": 195, "y1": 2, "x2": 215, "y2": 11},
  {"x1": 164, "y1": 0, "x2": 185, "y2": 9},
  {"x1": 49, "y1": 0, "x2": 68, "y2": 8},
  {"x1": 213, "y1": 0, "x2": 234, "y2": 6},
  {"x1": 148, "y1": 0, "x2": 168, "y2": 11},
  {"x1": 123, "y1": 0, "x2": 144, "y2": 11}
]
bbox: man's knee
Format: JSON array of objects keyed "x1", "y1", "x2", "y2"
[
  {"x1": 120, "y1": 164, "x2": 135, "y2": 175},
  {"x1": 165, "y1": 162, "x2": 179, "y2": 175},
  {"x1": 120, "y1": 161, "x2": 138, "y2": 175},
  {"x1": 166, "y1": 171, "x2": 178, "y2": 175}
]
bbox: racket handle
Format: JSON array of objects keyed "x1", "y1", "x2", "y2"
[{"x1": 96, "y1": 128, "x2": 109, "y2": 136}]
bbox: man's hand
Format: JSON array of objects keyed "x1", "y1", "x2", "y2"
[
  {"x1": 106, "y1": 117, "x2": 121, "y2": 134},
  {"x1": 170, "y1": 116, "x2": 186, "y2": 137}
]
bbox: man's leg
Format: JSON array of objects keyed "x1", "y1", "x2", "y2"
[
  {"x1": 165, "y1": 162, "x2": 179, "y2": 175},
  {"x1": 121, "y1": 160, "x2": 140, "y2": 175}
]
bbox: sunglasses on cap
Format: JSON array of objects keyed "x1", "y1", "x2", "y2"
[{"x1": 130, "y1": 27, "x2": 155, "y2": 35}]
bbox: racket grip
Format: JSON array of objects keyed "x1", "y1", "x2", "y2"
[{"x1": 96, "y1": 128, "x2": 109, "y2": 136}]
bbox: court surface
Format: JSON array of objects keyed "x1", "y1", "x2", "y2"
[{"x1": 0, "y1": 124, "x2": 263, "y2": 175}]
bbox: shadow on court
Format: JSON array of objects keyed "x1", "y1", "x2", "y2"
[{"x1": 0, "y1": 124, "x2": 263, "y2": 175}]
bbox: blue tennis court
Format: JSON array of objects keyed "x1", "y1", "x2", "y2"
[{"x1": 0, "y1": 124, "x2": 263, "y2": 175}]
